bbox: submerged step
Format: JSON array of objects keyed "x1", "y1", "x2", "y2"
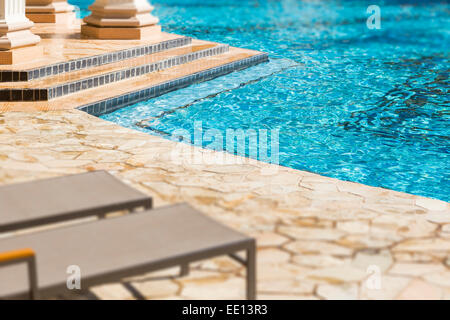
[
  {"x1": 0, "y1": 43, "x2": 229, "y2": 101},
  {"x1": 79, "y1": 51, "x2": 269, "y2": 117}
]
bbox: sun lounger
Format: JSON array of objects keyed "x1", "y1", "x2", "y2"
[
  {"x1": 0, "y1": 203, "x2": 256, "y2": 300},
  {"x1": 0, "y1": 171, "x2": 153, "y2": 233}
]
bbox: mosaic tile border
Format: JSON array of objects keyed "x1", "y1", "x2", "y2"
[
  {"x1": 0, "y1": 37, "x2": 192, "y2": 83},
  {"x1": 78, "y1": 53, "x2": 269, "y2": 117},
  {"x1": 0, "y1": 44, "x2": 229, "y2": 102}
]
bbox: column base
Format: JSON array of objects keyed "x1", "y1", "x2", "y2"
[
  {"x1": 84, "y1": 14, "x2": 159, "y2": 28},
  {"x1": 0, "y1": 28, "x2": 41, "y2": 51},
  {"x1": 26, "y1": 11, "x2": 77, "y2": 24},
  {"x1": 81, "y1": 24, "x2": 161, "y2": 40},
  {"x1": 0, "y1": 45, "x2": 44, "y2": 65}
]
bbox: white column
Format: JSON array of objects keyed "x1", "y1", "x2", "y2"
[
  {"x1": 1, "y1": 0, "x2": 26, "y2": 22},
  {"x1": 0, "y1": 0, "x2": 40, "y2": 50}
]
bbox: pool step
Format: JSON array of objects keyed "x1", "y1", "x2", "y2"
[
  {"x1": 0, "y1": 34, "x2": 192, "y2": 82},
  {"x1": 0, "y1": 47, "x2": 268, "y2": 113},
  {"x1": 0, "y1": 41, "x2": 229, "y2": 101}
]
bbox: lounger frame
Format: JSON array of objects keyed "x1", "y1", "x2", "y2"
[
  {"x1": 0, "y1": 171, "x2": 153, "y2": 233},
  {"x1": 0, "y1": 204, "x2": 257, "y2": 300},
  {"x1": 1, "y1": 241, "x2": 256, "y2": 300}
]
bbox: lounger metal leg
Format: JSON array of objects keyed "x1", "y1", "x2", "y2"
[
  {"x1": 0, "y1": 249, "x2": 39, "y2": 300},
  {"x1": 228, "y1": 245, "x2": 257, "y2": 300},
  {"x1": 27, "y1": 256, "x2": 39, "y2": 300},
  {"x1": 246, "y1": 245, "x2": 256, "y2": 300},
  {"x1": 180, "y1": 263, "x2": 190, "y2": 277}
]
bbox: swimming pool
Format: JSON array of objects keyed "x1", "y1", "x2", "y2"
[{"x1": 74, "y1": 0, "x2": 449, "y2": 202}]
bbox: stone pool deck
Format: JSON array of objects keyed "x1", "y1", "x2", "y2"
[{"x1": 0, "y1": 110, "x2": 449, "y2": 300}]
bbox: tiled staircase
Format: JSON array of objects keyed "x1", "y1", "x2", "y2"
[{"x1": 0, "y1": 22, "x2": 268, "y2": 114}]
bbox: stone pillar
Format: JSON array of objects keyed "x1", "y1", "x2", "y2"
[
  {"x1": 81, "y1": 0, "x2": 161, "y2": 40},
  {"x1": 0, "y1": 0, "x2": 42, "y2": 64},
  {"x1": 25, "y1": 0, "x2": 76, "y2": 24}
]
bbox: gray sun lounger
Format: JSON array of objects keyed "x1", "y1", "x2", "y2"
[
  {"x1": 0, "y1": 203, "x2": 256, "y2": 300},
  {"x1": 0, "y1": 171, "x2": 152, "y2": 233}
]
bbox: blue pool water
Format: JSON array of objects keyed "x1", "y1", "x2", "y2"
[{"x1": 73, "y1": 0, "x2": 449, "y2": 202}]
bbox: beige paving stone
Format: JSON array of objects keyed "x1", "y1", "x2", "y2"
[
  {"x1": 205, "y1": 164, "x2": 258, "y2": 175},
  {"x1": 372, "y1": 214, "x2": 438, "y2": 238},
  {"x1": 247, "y1": 170, "x2": 301, "y2": 184},
  {"x1": 6, "y1": 152, "x2": 39, "y2": 162},
  {"x1": 360, "y1": 276, "x2": 411, "y2": 300},
  {"x1": 257, "y1": 263, "x2": 311, "y2": 282},
  {"x1": 423, "y1": 271, "x2": 450, "y2": 288},
  {"x1": 178, "y1": 187, "x2": 221, "y2": 205},
  {"x1": 388, "y1": 263, "x2": 446, "y2": 277},
  {"x1": 193, "y1": 256, "x2": 243, "y2": 273},
  {"x1": 444, "y1": 289, "x2": 450, "y2": 300},
  {"x1": 77, "y1": 150, "x2": 130, "y2": 162},
  {"x1": 307, "y1": 266, "x2": 367, "y2": 284},
  {"x1": 336, "y1": 181, "x2": 390, "y2": 198},
  {"x1": 0, "y1": 160, "x2": 48, "y2": 171},
  {"x1": 259, "y1": 278, "x2": 315, "y2": 295},
  {"x1": 84, "y1": 162, "x2": 130, "y2": 172},
  {"x1": 129, "y1": 279, "x2": 180, "y2": 299},
  {"x1": 337, "y1": 234, "x2": 397, "y2": 250},
  {"x1": 141, "y1": 181, "x2": 181, "y2": 199},
  {"x1": 253, "y1": 184, "x2": 305, "y2": 196},
  {"x1": 352, "y1": 250, "x2": 393, "y2": 272},
  {"x1": 393, "y1": 252, "x2": 437, "y2": 263},
  {"x1": 292, "y1": 255, "x2": 348, "y2": 268},
  {"x1": 315, "y1": 208, "x2": 379, "y2": 221},
  {"x1": 275, "y1": 192, "x2": 313, "y2": 208},
  {"x1": 393, "y1": 238, "x2": 450, "y2": 253},
  {"x1": 89, "y1": 283, "x2": 135, "y2": 300},
  {"x1": 278, "y1": 226, "x2": 345, "y2": 241},
  {"x1": 307, "y1": 192, "x2": 363, "y2": 203},
  {"x1": 176, "y1": 270, "x2": 227, "y2": 281},
  {"x1": 285, "y1": 217, "x2": 334, "y2": 228},
  {"x1": 416, "y1": 198, "x2": 449, "y2": 211},
  {"x1": 423, "y1": 211, "x2": 450, "y2": 224},
  {"x1": 362, "y1": 203, "x2": 426, "y2": 215},
  {"x1": 217, "y1": 193, "x2": 255, "y2": 210},
  {"x1": 258, "y1": 248, "x2": 291, "y2": 264},
  {"x1": 284, "y1": 240, "x2": 354, "y2": 256},
  {"x1": 44, "y1": 159, "x2": 93, "y2": 168},
  {"x1": 250, "y1": 232, "x2": 289, "y2": 247},
  {"x1": 180, "y1": 276, "x2": 245, "y2": 300},
  {"x1": 442, "y1": 224, "x2": 450, "y2": 234},
  {"x1": 336, "y1": 220, "x2": 370, "y2": 234},
  {"x1": 300, "y1": 181, "x2": 339, "y2": 193},
  {"x1": 396, "y1": 279, "x2": 443, "y2": 300},
  {"x1": 317, "y1": 283, "x2": 359, "y2": 300},
  {"x1": 116, "y1": 140, "x2": 148, "y2": 151},
  {"x1": 125, "y1": 154, "x2": 158, "y2": 167},
  {"x1": 366, "y1": 226, "x2": 407, "y2": 242}
]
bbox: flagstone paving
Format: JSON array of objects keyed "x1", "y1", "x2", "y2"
[{"x1": 0, "y1": 110, "x2": 449, "y2": 300}]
